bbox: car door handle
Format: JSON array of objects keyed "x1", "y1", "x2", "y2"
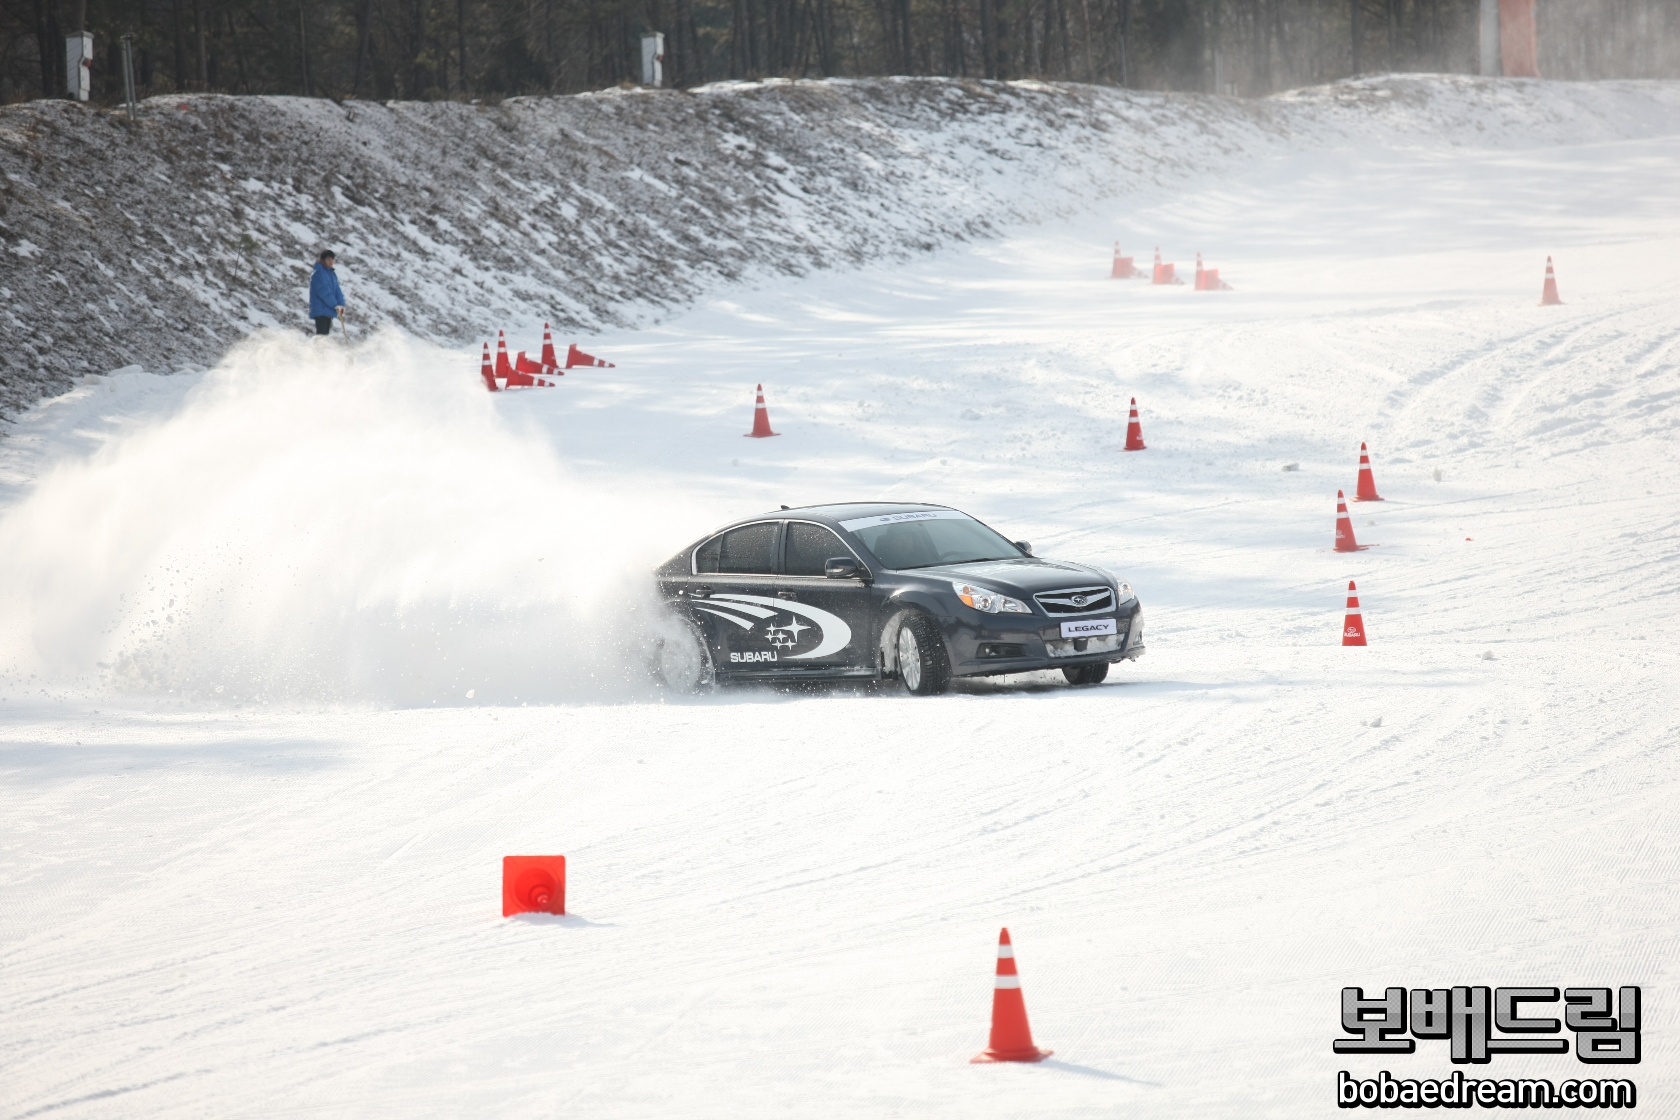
[
  {"x1": 691, "y1": 585, "x2": 712, "y2": 598},
  {"x1": 777, "y1": 591, "x2": 797, "y2": 601}
]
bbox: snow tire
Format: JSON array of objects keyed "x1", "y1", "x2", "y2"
[
  {"x1": 653, "y1": 618, "x2": 715, "y2": 693},
  {"x1": 1062, "y1": 662, "x2": 1110, "y2": 686},
  {"x1": 896, "y1": 612, "x2": 951, "y2": 696}
]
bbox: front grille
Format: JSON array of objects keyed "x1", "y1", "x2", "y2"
[{"x1": 1034, "y1": 585, "x2": 1114, "y2": 615}]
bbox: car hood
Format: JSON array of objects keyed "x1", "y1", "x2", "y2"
[{"x1": 905, "y1": 557, "x2": 1117, "y2": 596}]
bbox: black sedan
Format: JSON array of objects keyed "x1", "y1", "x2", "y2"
[{"x1": 651, "y1": 503, "x2": 1144, "y2": 695}]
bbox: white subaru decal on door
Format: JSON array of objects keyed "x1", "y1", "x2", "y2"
[
  {"x1": 707, "y1": 593, "x2": 853, "y2": 659},
  {"x1": 695, "y1": 605, "x2": 759, "y2": 628}
]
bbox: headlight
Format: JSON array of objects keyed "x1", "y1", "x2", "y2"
[
  {"x1": 952, "y1": 581, "x2": 1032, "y2": 614},
  {"x1": 1106, "y1": 576, "x2": 1136, "y2": 604}
]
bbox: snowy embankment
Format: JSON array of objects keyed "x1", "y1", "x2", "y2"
[
  {"x1": 2, "y1": 75, "x2": 1677, "y2": 419},
  {"x1": 2, "y1": 75, "x2": 1680, "y2": 1120}
]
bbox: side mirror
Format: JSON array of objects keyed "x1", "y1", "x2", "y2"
[
  {"x1": 1015, "y1": 541, "x2": 1033, "y2": 556},
  {"x1": 825, "y1": 556, "x2": 861, "y2": 579}
]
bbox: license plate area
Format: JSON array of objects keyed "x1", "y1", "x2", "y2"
[{"x1": 1059, "y1": 617, "x2": 1117, "y2": 639}]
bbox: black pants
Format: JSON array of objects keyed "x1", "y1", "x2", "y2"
[{"x1": 314, "y1": 316, "x2": 336, "y2": 336}]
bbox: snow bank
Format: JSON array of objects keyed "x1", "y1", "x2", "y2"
[{"x1": 3, "y1": 74, "x2": 1677, "y2": 420}]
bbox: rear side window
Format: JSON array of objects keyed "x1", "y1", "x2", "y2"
[
  {"x1": 785, "y1": 522, "x2": 852, "y2": 576},
  {"x1": 694, "y1": 522, "x2": 781, "y2": 574}
]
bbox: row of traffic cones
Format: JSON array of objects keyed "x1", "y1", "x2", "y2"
[
  {"x1": 479, "y1": 324, "x2": 615, "y2": 392},
  {"x1": 1332, "y1": 445, "x2": 1383, "y2": 550},
  {"x1": 1116, "y1": 247, "x2": 1566, "y2": 303},
  {"x1": 1336, "y1": 443, "x2": 1379, "y2": 644},
  {"x1": 1109, "y1": 245, "x2": 1233, "y2": 290}
]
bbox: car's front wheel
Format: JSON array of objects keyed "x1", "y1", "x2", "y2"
[
  {"x1": 895, "y1": 614, "x2": 951, "y2": 696},
  {"x1": 1062, "y1": 662, "x2": 1110, "y2": 686}
]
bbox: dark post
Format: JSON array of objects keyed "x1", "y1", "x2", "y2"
[
  {"x1": 1350, "y1": 0, "x2": 1362, "y2": 74},
  {"x1": 121, "y1": 32, "x2": 139, "y2": 117},
  {"x1": 298, "y1": 2, "x2": 311, "y2": 95}
]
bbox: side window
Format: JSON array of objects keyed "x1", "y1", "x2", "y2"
[
  {"x1": 785, "y1": 522, "x2": 852, "y2": 576},
  {"x1": 694, "y1": 522, "x2": 781, "y2": 574}
]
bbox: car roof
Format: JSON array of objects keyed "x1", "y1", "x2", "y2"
[{"x1": 761, "y1": 502, "x2": 956, "y2": 529}]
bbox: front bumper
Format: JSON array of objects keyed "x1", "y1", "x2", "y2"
[{"x1": 949, "y1": 606, "x2": 1144, "y2": 676}]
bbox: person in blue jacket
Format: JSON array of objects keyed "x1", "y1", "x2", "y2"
[{"x1": 309, "y1": 250, "x2": 346, "y2": 336}]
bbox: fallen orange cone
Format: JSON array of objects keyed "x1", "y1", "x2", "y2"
[
  {"x1": 972, "y1": 928, "x2": 1052, "y2": 1063},
  {"x1": 566, "y1": 343, "x2": 615, "y2": 369},
  {"x1": 502, "y1": 855, "x2": 566, "y2": 917},
  {"x1": 512, "y1": 351, "x2": 557, "y2": 387},
  {"x1": 746, "y1": 383, "x2": 779, "y2": 438},
  {"x1": 1334, "y1": 490, "x2": 1368, "y2": 553},
  {"x1": 1540, "y1": 256, "x2": 1563, "y2": 306},
  {"x1": 1354, "y1": 443, "x2": 1383, "y2": 501},
  {"x1": 1123, "y1": 397, "x2": 1146, "y2": 451},
  {"x1": 1342, "y1": 581, "x2": 1368, "y2": 646}
]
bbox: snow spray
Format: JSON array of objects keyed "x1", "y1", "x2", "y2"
[{"x1": 0, "y1": 330, "x2": 699, "y2": 706}]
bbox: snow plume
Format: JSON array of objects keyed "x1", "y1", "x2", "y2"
[{"x1": 0, "y1": 332, "x2": 687, "y2": 706}]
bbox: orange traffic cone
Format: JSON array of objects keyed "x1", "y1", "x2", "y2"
[
  {"x1": 1152, "y1": 247, "x2": 1179, "y2": 286},
  {"x1": 1123, "y1": 397, "x2": 1146, "y2": 451},
  {"x1": 511, "y1": 352, "x2": 557, "y2": 387},
  {"x1": 1110, "y1": 242, "x2": 1137, "y2": 279},
  {"x1": 480, "y1": 342, "x2": 499, "y2": 392},
  {"x1": 565, "y1": 343, "x2": 615, "y2": 369},
  {"x1": 1354, "y1": 443, "x2": 1383, "y2": 501},
  {"x1": 1194, "y1": 251, "x2": 1230, "y2": 291},
  {"x1": 495, "y1": 331, "x2": 516, "y2": 382},
  {"x1": 1342, "y1": 581, "x2": 1368, "y2": 646},
  {"x1": 1540, "y1": 256, "x2": 1562, "y2": 306},
  {"x1": 539, "y1": 323, "x2": 564, "y2": 373},
  {"x1": 1334, "y1": 490, "x2": 1369, "y2": 553},
  {"x1": 972, "y1": 928, "x2": 1052, "y2": 1063},
  {"x1": 746, "y1": 384, "x2": 779, "y2": 438},
  {"x1": 502, "y1": 855, "x2": 566, "y2": 917}
]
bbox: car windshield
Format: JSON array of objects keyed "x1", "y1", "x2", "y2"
[{"x1": 850, "y1": 515, "x2": 1020, "y2": 570}]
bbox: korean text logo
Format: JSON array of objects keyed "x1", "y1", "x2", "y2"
[{"x1": 1334, "y1": 986, "x2": 1640, "y2": 1110}]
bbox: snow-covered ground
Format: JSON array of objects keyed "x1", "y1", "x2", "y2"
[{"x1": 3, "y1": 78, "x2": 1680, "y2": 1117}]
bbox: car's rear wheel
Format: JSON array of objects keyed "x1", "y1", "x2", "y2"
[
  {"x1": 1062, "y1": 662, "x2": 1110, "y2": 686},
  {"x1": 654, "y1": 619, "x2": 714, "y2": 692},
  {"x1": 896, "y1": 614, "x2": 951, "y2": 696}
]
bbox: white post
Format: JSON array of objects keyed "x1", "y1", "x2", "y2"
[
  {"x1": 66, "y1": 32, "x2": 93, "y2": 101},
  {"x1": 641, "y1": 31, "x2": 665, "y2": 87},
  {"x1": 1478, "y1": 0, "x2": 1502, "y2": 76}
]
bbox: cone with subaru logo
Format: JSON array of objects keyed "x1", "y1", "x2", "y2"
[
  {"x1": 1334, "y1": 490, "x2": 1368, "y2": 552},
  {"x1": 1342, "y1": 581, "x2": 1368, "y2": 646}
]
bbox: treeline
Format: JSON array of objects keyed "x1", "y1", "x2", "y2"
[{"x1": 3, "y1": 0, "x2": 1676, "y2": 105}]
